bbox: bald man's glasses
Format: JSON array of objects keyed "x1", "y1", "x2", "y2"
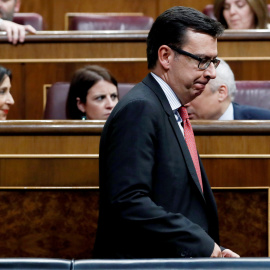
[{"x1": 168, "y1": 45, "x2": 220, "y2": 70}]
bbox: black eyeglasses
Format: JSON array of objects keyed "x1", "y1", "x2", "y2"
[{"x1": 168, "y1": 45, "x2": 220, "y2": 70}]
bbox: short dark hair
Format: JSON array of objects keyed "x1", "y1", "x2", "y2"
[
  {"x1": 147, "y1": 6, "x2": 224, "y2": 69},
  {"x1": 66, "y1": 65, "x2": 118, "y2": 119},
  {"x1": 0, "y1": 65, "x2": 12, "y2": 83}
]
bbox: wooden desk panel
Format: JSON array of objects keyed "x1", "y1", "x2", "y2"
[
  {"x1": 0, "y1": 157, "x2": 99, "y2": 187},
  {"x1": 0, "y1": 32, "x2": 149, "y2": 59},
  {"x1": 0, "y1": 121, "x2": 102, "y2": 186},
  {"x1": 0, "y1": 121, "x2": 268, "y2": 257},
  {"x1": 203, "y1": 158, "x2": 270, "y2": 187},
  {"x1": 0, "y1": 120, "x2": 270, "y2": 187},
  {"x1": 0, "y1": 187, "x2": 266, "y2": 258},
  {"x1": 1, "y1": 30, "x2": 270, "y2": 60}
]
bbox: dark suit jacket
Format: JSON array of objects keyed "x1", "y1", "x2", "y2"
[
  {"x1": 94, "y1": 74, "x2": 220, "y2": 259},
  {"x1": 233, "y1": 102, "x2": 270, "y2": 120}
]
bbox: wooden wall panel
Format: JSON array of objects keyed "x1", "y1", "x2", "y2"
[
  {"x1": 0, "y1": 188, "x2": 99, "y2": 258},
  {"x1": 225, "y1": 60, "x2": 270, "y2": 81},
  {"x1": 214, "y1": 189, "x2": 268, "y2": 257},
  {"x1": 19, "y1": 1, "x2": 52, "y2": 30},
  {"x1": 158, "y1": 0, "x2": 211, "y2": 15},
  {"x1": 0, "y1": 188, "x2": 266, "y2": 258}
]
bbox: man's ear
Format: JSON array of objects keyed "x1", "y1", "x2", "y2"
[
  {"x1": 158, "y1": 45, "x2": 173, "y2": 70},
  {"x1": 76, "y1": 97, "x2": 86, "y2": 113},
  {"x1": 14, "y1": 0, "x2": 21, "y2": 13},
  {"x1": 217, "y1": 84, "x2": 229, "y2": 102}
]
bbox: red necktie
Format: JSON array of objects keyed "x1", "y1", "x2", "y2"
[{"x1": 179, "y1": 106, "x2": 203, "y2": 192}]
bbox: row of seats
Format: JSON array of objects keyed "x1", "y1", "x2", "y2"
[
  {"x1": 13, "y1": 4, "x2": 270, "y2": 31},
  {"x1": 12, "y1": 12, "x2": 154, "y2": 31},
  {"x1": 43, "y1": 81, "x2": 270, "y2": 119},
  {"x1": 1, "y1": 258, "x2": 270, "y2": 269}
]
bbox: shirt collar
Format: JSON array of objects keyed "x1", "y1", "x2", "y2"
[
  {"x1": 219, "y1": 102, "x2": 234, "y2": 120},
  {"x1": 151, "y1": 72, "x2": 182, "y2": 110}
]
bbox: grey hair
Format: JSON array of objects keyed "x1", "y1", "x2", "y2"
[{"x1": 208, "y1": 59, "x2": 237, "y2": 101}]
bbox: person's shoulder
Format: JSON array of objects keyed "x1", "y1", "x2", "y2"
[
  {"x1": 110, "y1": 82, "x2": 159, "y2": 118},
  {"x1": 233, "y1": 102, "x2": 270, "y2": 120}
]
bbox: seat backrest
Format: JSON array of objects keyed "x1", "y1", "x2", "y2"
[
  {"x1": 0, "y1": 258, "x2": 71, "y2": 270},
  {"x1": 67, "y1": 13, "x2": 154, "y2": 31},
  {"x1": 118, "y1": 83, "x2": 135, "y2": 99},
  {"x1": 202, "y1": 4, "x2": 270, "y2": 21},
  {"x1": 73, "y1": 258, "x2": 270, "y2": 270},
  {"x1": 202, "y1": 4, "x2": 216, "y2": 20},
  {"x1": 13, "y1": 12, "x2": 44, "y2": 30},
  {"x1": 234, "y1": 81, "x2": 270, "y2": 110},
  {"x1": 43, "y1": 82, "x2": 135, "y2": 119},
  {"x1": 43, "y1": 82, "x2": 70, "y2": 120}
]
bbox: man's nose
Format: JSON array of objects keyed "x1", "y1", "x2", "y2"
[{"x1": 203, "y1": 62, "x2": 216, "y2": 79}]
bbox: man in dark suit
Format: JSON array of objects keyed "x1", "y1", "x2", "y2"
[
  {"x1": 94, "y1": 6, "x2": 239, "y2": 259},
  {"x1": 186, "y1": 59, "x2": 270, "y2": 120}
]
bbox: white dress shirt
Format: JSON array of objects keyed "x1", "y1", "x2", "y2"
[
  {"x1": 151, "y1": 72, "x2": 184, "y2": 134},
  {"x1": 219, "y1": 103, "x2": 234, "y2": 120}
]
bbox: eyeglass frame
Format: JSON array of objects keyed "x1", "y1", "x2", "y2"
[{"x1": 167, "y1": 45, "x2": 220, "y2": 70}]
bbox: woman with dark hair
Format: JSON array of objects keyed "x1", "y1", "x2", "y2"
[
  {"x1": 214, "y1": 0, "x2": 269, "y2": 29},
  {"x1": 0, "y1": 65, "x2": 14, "y2": 120},
  {"x1": 66, "y1": 65, "x2": 118, "y2": 120}
]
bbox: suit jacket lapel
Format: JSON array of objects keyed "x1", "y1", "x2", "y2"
[{"x1": 142, "y1": 74, "x2": 204, "y2": 198}]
